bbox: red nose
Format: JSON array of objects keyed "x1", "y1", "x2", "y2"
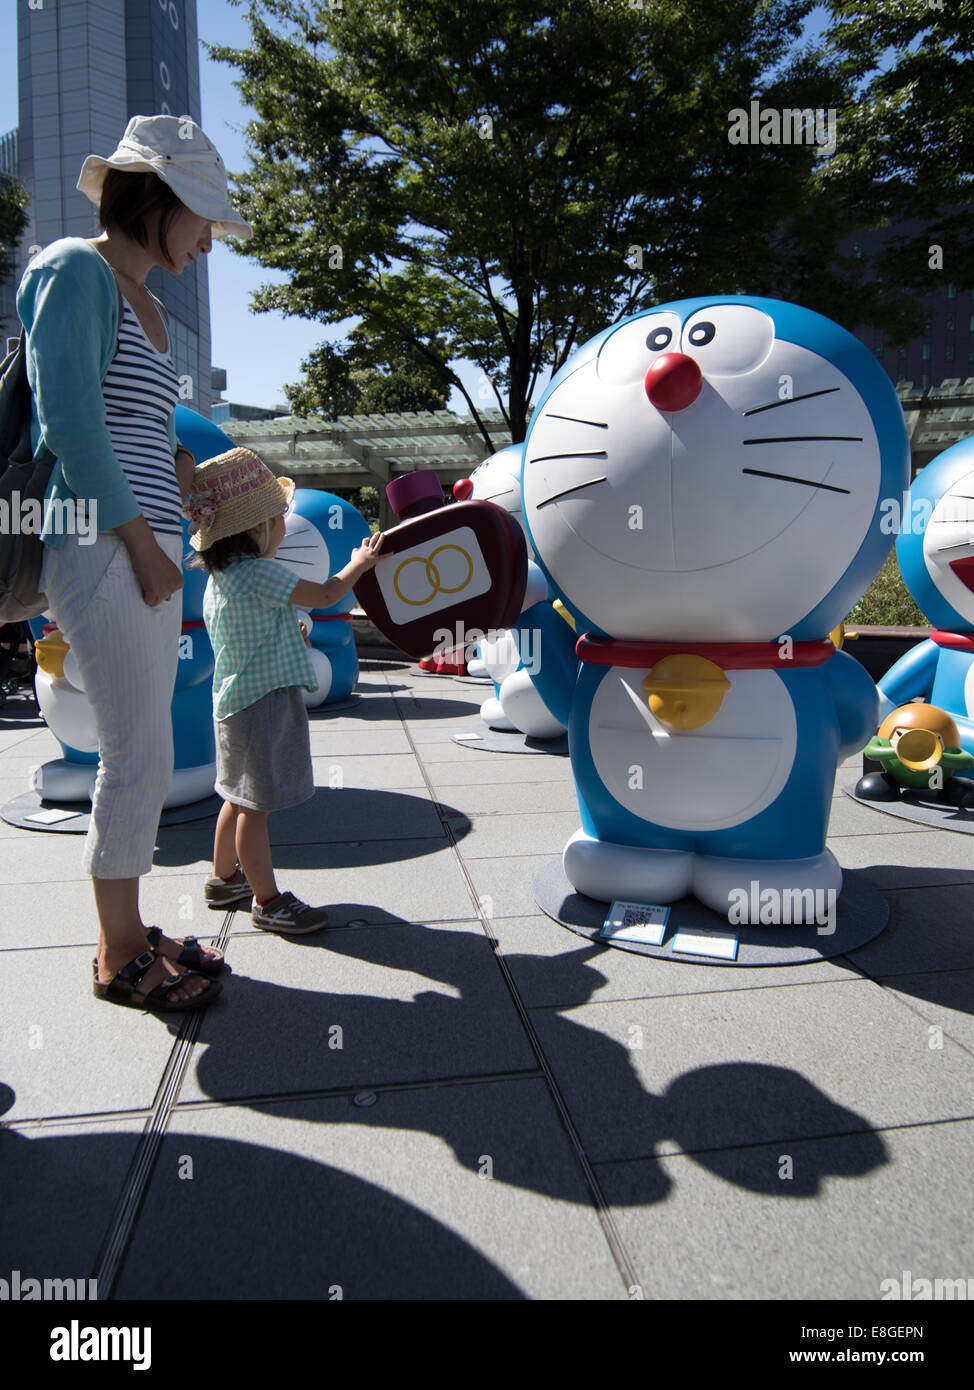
[
  {"x1": 453, "y1": 478, "x2": 474, "y2": 501},
  {"x1": 645, "y1": 352, "x2": 703, "y2": 412}
]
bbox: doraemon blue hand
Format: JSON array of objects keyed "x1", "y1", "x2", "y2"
[
  {"x1": 512, "y1": 297, "x2": 909, "y2": 921},
  {"x1": 878, "y1": 435, "x2": 974, "y2": 754}
]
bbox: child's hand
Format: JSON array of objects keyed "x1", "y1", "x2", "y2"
[{"x1": 351, "y1": 531, "x2": 384, "y2": 573}]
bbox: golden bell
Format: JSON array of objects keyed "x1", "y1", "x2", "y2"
[
  {"x1": 642, "y1": 653, "x2": 731, "y2": 730},
  {"x1": 34, "y1": 630, "x2": 70, "y2": 680}
]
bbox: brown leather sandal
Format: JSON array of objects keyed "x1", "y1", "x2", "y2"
[
  {"x1": 144, "y1": 927, "x2": 225, "y2": 976},
  {"x1": 92, "y1": 949, "x2": 221, "y2": 1012}
]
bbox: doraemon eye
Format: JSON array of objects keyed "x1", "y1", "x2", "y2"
[
  {"x1": 597, "y1": 311, "x2": 683, "y2": 384},
  {"x1": 680, "y1": 305, "x2": 774, "y2": 374},
  {"x1": 686, "y1": 321, "x2": 715, "y2": 347}
]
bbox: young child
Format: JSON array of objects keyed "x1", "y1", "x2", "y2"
[{"x1": 187, "y1": 447, "x2": 383, "y2": 933}]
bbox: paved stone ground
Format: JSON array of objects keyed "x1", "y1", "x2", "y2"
[{"x1": 1, "y1": 657, "x2": 972, "y2": 1302}]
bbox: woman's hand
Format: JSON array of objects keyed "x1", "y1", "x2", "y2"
[
  {"x1": 115, "y1": 515, "x2": 184, "y2": 607},
  {"x1": 130, "y1": 544, "x2": 184, "y2": 607}
]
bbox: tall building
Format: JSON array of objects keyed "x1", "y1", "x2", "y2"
[{"x1": 1, "y1": 0, "x2": 214, "y2": 415}]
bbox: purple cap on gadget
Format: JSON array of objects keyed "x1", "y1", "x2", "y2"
[{"x1": 386, "y1": 470, "x2": 444, "y2": 519}]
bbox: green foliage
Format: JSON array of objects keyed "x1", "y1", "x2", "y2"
[
  {"x1": 284, "y1": 336, "x2": 450, "y2": 417},
  {"x1": 0, "y1": 176, "x2": 29, "y2": 321},
  {"x1": 822, "y1": 1, "x2": 974, "y2": 310},
  {"x1": 847, "y1": 551, "x2": 928, "y2": 628},
  {"x1": 211, "y1": 1, "x2": 970, "y2": 442}
]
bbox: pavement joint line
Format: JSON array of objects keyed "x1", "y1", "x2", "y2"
[
  {"x1": 521, "y1": 973, "x2": 879, "y2": 1011},
  {"x1": 843, "y1": 968, "x2": 974, "y2": 1062},
  {"x1": 168, "y1": 1069, "x2": 548, "y2": 1113},
  {"x1": 392, "y1": 704, "x2": 646, "y2": 1299},
  {"x1": 1, "y1": 1110, "x2": 155, "y2": 1131},
  {"x1": 591, "y1": 1112, "x2": 974, "y2": 1169},
  {"x1": 91, "y1": 908, "x2": 236, "y2": 1300}
]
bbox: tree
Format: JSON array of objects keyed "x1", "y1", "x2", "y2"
[
  {"x1": 821, "y1": 0, "x2": 974, "y2": 296},
  {"x1": 284, "y1": 335, "x2": 450, "y2": 416},
  {"x1": 211, "y1": 0, "x2": 934, "y2": 446},
  {"x1": 0, "y1": 176, "x2": 29, "y2": 328}
]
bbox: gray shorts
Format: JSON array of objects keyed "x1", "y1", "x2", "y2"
[{"x1": 214, "y1": 686, "x2": 314, "y2": 812}]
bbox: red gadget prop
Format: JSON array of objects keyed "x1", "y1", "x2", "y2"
[{"x1": 355, "y1": 472, "x2": 527, "y2": 658}]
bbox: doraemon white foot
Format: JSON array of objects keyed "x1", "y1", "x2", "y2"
[{"x1": 511, "y1": 297, "x2": 909, "y2": 930}]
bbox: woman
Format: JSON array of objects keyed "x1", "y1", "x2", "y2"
[{"x1": 16, "y1": 114, "x2": 252, "y2": 1011}]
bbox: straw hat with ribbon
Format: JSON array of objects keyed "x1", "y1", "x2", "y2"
[
  {"x1": 77, "y1": 114, "x2": 253, "y2": 240},
  {"x1": 186, "y1": 448, "x2": 294, "y2": 552}
]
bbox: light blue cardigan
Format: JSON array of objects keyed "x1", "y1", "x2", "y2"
[{"x1": 16, "y1": 237, "x2": 180, "y2": 547}]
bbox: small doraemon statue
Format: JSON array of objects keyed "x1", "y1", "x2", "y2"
[
  {"x1": 876, "y1": 436, "x2": 974, "y2": 755},
  {"x1": 274, "y1": 488, "x2": 372, "y2": 705},
  {"x1": 455, "y1": 447, "x2": 566, "y2": 739},
  {"x1": 510, "y1": 297, "x2": 910, "y2": 921},
  {"x1": 29, "y1": 407, "x2": 234, "y2": 807}
]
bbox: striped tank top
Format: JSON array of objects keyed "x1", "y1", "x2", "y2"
[{"x1": 102, "y1": 297, "x2": 182, "y2": 536}]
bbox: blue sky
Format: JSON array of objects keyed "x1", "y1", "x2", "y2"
[{"x1": 1, "y1": 0, "x2": 833, "y2": 413}]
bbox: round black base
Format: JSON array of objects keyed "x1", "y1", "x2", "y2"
[
  {"x1": 450, "y1": 729, "x2": 569, "y2": 755},
  {"x1": 1, "y1": 790, "x2": 223, "y2": 834},
  {"x1": 844, "y1": 780, "x2": 974, "y2": 834},
  {"x1": 533, "y1": 859, "x2": 888, "y2": 966}
]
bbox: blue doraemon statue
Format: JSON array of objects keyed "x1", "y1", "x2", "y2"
[
  {"x1": 510, "y1": 297, "x2": 910, "y2": 921},
  {"x1": 275, "y1": 488, "x2": 372, "y2": 705},
  {"x1": 457, "y1": 446, "x2": 566, "y2": 739},
  {"x1": 29, "y1": 406, "x2": 228, "y2": 806},
  {"x1": 876, "y1": 435, "x2": 974, "y2": 752}
]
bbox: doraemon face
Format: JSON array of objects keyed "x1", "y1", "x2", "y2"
[
  {"x1": 895, "y1": 437, "x2": 974, "y2": 633},
  {"x1": 467, "y1": 445, "x2": 528, "y2": 544},
  {"x1": 522, "y1": 297, "x2": 907, "y2": 641},
  {"x1": 278, "y1": 508, "x2": 332, "y2": 584},
  {"x1": 921, "y1": 466, "x2": 974, "y2": 629}
]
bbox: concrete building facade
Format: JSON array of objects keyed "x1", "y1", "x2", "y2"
[{"x1": 2, "y1": 0, "x2": 214, "y2": 414}]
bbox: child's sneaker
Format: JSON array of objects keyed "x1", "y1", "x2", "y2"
[
  {"x1": 204, "y1": 864, "x2": 252, "y2": 909},
  {"x1": 252, "y1": 891, "x2": 329, "y2": 934}
]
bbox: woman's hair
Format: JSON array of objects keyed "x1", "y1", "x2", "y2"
[
  {"x1": 98, "y1": 169, "x2": 185, "y2": 267},
  {"x1": 190, "y1": 528, "x2": 262, "y2": 574}
]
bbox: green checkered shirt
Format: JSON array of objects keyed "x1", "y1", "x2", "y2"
[{"x1": 204, "y1": 556, "x2": 317, "y2": 720}]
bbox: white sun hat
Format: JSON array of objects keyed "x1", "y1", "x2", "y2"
[{"x1": 77, "y1": 114, "x2": 253, "y2": 240}]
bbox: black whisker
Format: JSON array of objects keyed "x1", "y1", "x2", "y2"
[
  {"x1": 527, "y1": 451, "x2": 608, "y2": 464},
  {"x1": 743, "y1": 435, "x2": 863, "y2": 444},
  {"x1": 742, "y1": 468, "x2": 850, "y2": 495},
  {"x1": 537, "y1": 476, "x2": 608, "y2": 507},
  {"x1": 545, "y1": 413, "x2": 609, "y2": 428},
  {"x1": 744, "y1": 388, "x2": 840, "y2": 416}
]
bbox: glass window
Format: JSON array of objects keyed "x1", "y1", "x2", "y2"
[
  {"x1": 922, "y1": 343, "x2": 931, "y2": 361},
  {"x1": 946, "y1": 344, "x2": 954, "y2": 362},
  {"x1": 947, "y1": 283, "x2": 956, "y2": 298},
  {"x1": 946, "y1": 313, "x2": 955, "y2": 331}
]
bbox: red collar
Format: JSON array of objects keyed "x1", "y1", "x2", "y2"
[
  {"x1": 931, "y1": 630, "x2": 974, "y2": 651},
  {"x1": 575, "y1": 635, "x2": 835, "y2": 669}
]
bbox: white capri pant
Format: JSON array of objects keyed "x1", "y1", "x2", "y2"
[{"x1": 41, "y1": 530, "x2": 183, "y2": 878}]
